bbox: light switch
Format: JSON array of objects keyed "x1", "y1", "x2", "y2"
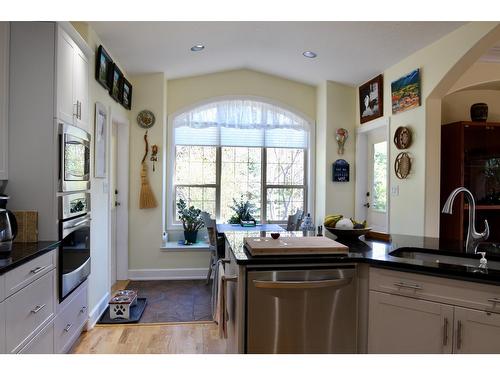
[{"x1": 391, "y1": 185, "x2": 399, "y2": 196}]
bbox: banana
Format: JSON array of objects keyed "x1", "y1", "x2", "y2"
[{"x1": 324, "y1": 214, "x2": 343, "y2": 227}]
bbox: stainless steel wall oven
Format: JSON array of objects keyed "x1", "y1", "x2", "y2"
[{"x1": 59, "y1": 123, "x2": 91, "y2": 192}]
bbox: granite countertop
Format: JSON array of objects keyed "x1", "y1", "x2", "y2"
[
  {"x1": 0, "y1": 241, "x2": 60, "y2": 275},
  {"x1": 223, "y1": 230, "x2": 500, "y2": 286}
]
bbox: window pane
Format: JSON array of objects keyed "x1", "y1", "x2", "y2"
[
  {"x1": 221, "y1": 147, "x2": 262, "y2": 222},
  {"x1": 266, "y1": 188, "x2": 304, "y2": 222},
  {"x1": 372, "y1": 141, "x2": 387, "y2": 212},
  {"x1": 175, "y1": 186, "x2": 216, "y2": 217},
  {"x1": 175, "y1": 145, "x2": 216, "y2": 185},
  {"x1": 266, "y1": 148, "x2": 304, "y2": 185}
]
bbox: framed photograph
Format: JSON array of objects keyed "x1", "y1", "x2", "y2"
[
  {"x1": 94, "y1": 102, "x2": 107, "y2": 178},
  {"x1": 109, "y1": 63, "x2": 123, "y2": 102},
  {"x1": 391, "y1": 68, "x2": 421, "y2": 115},
  {"x1": 95, "y1": 45, "x2": 113, "y2": 90},
  {"x1": 359, "y1": 74, "x2": 383, "y2": 124},
  {"x1": 121, "y1": 78, "x2": 132, "y2": 110}
]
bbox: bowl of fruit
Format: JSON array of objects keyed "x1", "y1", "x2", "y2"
[{"x1": 323, "y1": 215, "x2": 371, "y2": 240}]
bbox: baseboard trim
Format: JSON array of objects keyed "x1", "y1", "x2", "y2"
[
  {"x1": 128, "y1": 268, "x2": 209, "y2": 280},
  {"x1": 87, "y1": 291, "x2": 110, "y2": 329}
]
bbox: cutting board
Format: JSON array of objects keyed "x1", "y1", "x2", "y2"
[{"x1": 244, "y1": 236, "x2": 349, "y2": 256}]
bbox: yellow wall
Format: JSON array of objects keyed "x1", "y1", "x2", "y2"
[
  {"x1": 448, "y1": 62, "x2": 500, "y2": 93},
  {"x1": 442, "y1": 89, "x2": 500, "y2": 123}
]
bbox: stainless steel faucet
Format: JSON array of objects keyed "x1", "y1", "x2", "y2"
[{"x1": 442, "y1": 187, "x2": 489, "y2": 254}]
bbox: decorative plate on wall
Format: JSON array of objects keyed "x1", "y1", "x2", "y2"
[
  {"x1": 394, "y1": 126, "x2": 412, "y2": 149},
  {"x1": 137, "y1": 110, "x2": 156, "y2": 129},
  {"x1": 395, "y1": 152, "x2": 412, "y2": 179}
]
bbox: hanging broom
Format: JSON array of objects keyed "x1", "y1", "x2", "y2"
[{"x1": 139, "y1": 131, "x2": 158, "y2": 209}]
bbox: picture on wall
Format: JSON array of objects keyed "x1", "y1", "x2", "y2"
[
  {"x1": 359, "y1": 74, "x2": 383, "y2": 124},
  {"x1": 121, "y1": 78, "x2": 132, "y2": 110},
  {"x1": 391, "y1": 68, "x2": 421, "y2": 114},
  {"x1": 95, "y1": 45, "x2": 113, "y2": 90},
  {"x1": 95, "y1": 102, "x2": 107, "y2": 178},
  {"x1": 109, "y1": 63, "x2": 123, "y2": 102}
]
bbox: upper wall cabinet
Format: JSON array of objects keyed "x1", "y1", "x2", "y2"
[
  {"x1": 56, "y1": 26, "x2": 89, "y2": 131},
  {"x1": 0, "y1": 22, "x2": 9, "y2": 180}
]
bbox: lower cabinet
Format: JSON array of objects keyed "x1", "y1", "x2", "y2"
[
  {"x1": 18, "y1": 321, "x2": 54, "y2": 354},
  {"x1": 0, "y1": 301, "x2": 5, "y2": 353},
  {"x1": 454, "y1": 306, "x2": 500, "y2": 354},
  {"x1": 368, "y1": 291, "x2": 453, "y2": 353}
]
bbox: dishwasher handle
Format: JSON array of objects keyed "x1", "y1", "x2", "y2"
[{"x1": 253, "y1": 277, "x2": 352, "y2": 290}]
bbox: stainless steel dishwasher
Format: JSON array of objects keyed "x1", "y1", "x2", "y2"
[{"x1": 247, "y1": 265, "x2": 357, "y2": 353}]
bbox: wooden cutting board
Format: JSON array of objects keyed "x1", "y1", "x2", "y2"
[{"x1": 244, "y1": 236, "x2": 349, "y2": 256}]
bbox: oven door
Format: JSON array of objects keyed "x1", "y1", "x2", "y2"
[
  {"x1": 59, "y1": 214, "x2": 91, "y2": 301},
  {"x1": 59, "y1": 123, "x2": 91, "y2": 192}
]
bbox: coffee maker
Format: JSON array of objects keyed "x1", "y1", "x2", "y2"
[{"x1": 0, "y1": 195, "x2": 18, "y2": 244}]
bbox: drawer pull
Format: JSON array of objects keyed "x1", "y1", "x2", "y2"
[
  {"x1": 442, "y1": 317, "x2": 449, "y2": 346},
  {"x1": 488, "y1": 298, "x2": 500, "y2": 304},
  {"x1": 394, "y1": 282, "x2": 422, "y2": 290},
  {"x1": 457, "y1": 320, "x2": 463, "y2": 350},
  {"x1": 80, "y1": 306, "x2": 87, "y2": 314},
  {"x1": 30, "y1": 304, "x2": 46, "y2": 314},
  {"x1": 64, "y1": 323, "x2": 72, "y2": 333},
  {"x1": 30, "y1": 265, "x2": 48, "y2": 274}
]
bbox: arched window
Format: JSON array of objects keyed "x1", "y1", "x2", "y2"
[{"x1": 172, "y1": 99, "x2": 310, "y2": 223}]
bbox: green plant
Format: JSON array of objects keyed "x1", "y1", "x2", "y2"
[
  {"x1": 177, "y1": 199, "x2": 204, "y2": 232},
  {"x1": 228, "y1": 195, "x2": 257, "y2": 224}
]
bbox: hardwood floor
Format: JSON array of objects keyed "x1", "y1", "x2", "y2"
[{"x1": 70, "y1": 322, "x2": 226, "y2": 354}]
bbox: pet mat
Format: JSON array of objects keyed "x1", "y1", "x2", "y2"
[{"x1": 97, "y1": 298, "x2": 147, "y2": 324}]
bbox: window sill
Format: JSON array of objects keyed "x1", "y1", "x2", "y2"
[{"x1": 160, "y1": 241, "x2": 211, "y2": 252}]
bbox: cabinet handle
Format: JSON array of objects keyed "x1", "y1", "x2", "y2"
[
  {"x1": 73, "y1": 102, "x2": 78, "y2": 117},
  {"x1": 394, "y1": 281, "x2": 422, "y2": 290},
  {"x1": 30, "y1": 265, "x2": 48, "y2": 274},
  {"x1": 64, "y1": 323, "x2": 72, "y2": 332},
  {"x1": 78, "y1": 101, "x2": 82, "y2": 120},
  {"x1": 80, "y1": 306, "x2": 87, "y2": 314},
  {"x1": 30, "y1": 304, "x2": 46, "y2": 314},
  {"x1": 221, "y1": 275, "x2": 238, "y2": 339},
  {"x1": 442, "y1": 317, "x2": 449, "y2": 346},
  {"x1": 457, "y1": 320, "x2": 463, "y2": 351},
  {"x1": 488, "y1": 298, "x2": 500, "y2": 304}
]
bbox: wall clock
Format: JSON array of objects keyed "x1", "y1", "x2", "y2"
[{"x1": 137, "y1": 110, "x2": 156, "y2": 129}]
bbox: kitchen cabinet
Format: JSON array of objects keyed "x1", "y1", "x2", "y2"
[
  {"x1": 0, "y1": 22, "x2": 9, "y2": 180},
  {"x1": 368, "y1": 291, "x2": 453, "y2": 353},
  {"x1": 0, "y1": 301, "x2": 5, "y2": 353},
  {"x1": 454, "y1": 306, "x2": 500, "y2": 353},
  {"x1": 56, "y1": 26, "x2": 89, "y2": 131}
]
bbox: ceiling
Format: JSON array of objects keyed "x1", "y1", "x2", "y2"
[{"x1": 90, "y1": 21, "x2": 465, "y2": 86}]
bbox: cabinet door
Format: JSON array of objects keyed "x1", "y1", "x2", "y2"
[
  {"x1": 368, "y1": 291, "x2": 453, "y2": 353},
  {"x1": 0, "y1": 21, "x2": 9, "y2": 180},
  {"x1": 56, "y1": 27, "x2": 75, "y2": 125},
  {"x1": 73, "y1": 45, "x2": 89, "y2": 131},
  {"x1": 454, "y1": 306, "x2": 500, "y2": 354},
  {"x1": 0, "y1": 301, "x2": 5, "y2": 353}
]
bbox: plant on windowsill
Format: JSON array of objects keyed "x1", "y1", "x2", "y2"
[
  {"x1": 228, "y1": 195, "x2": 257, "y2": 226},
  {"x1": 177, "y1": 199, "x2": 204, "y2": 244}
]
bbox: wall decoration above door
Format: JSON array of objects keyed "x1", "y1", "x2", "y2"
[
  {"x1": 109, "y1": 63, "x2": 123, "y2": 102},
  {"x1": 121, "y1": 78, "x2": 133, "y2": 110},
  {"x1": 95, "y1": 45, "x2": 113, "y2": 91},
  {"x1": 391, "y1": 68, "x2": 421, "y2": 115},
  {"x1": 359, "y1": 74, "x2": 383, "y2": 124}
]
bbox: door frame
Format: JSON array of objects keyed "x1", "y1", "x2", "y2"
[
  {"x1": 355, "y1": 117, "x2": 390, "y2": 233},
  {"x1": 108, "y1": 109, "x2": 130, "y2": 283}
]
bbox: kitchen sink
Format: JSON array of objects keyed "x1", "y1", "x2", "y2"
[{"x1": 389, "y1": 247, "x2": 500, "y2": 271}]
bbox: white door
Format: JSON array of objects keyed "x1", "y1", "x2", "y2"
[
  {"x1": 56, "y1": 28, "x2": 75, "y2": 125},
  {"x1": 368, "y1": 291, "x2": 454, "y2": 354},
  {"x1": 110, "y1": 122, "x2": 118, "y2": 287},
  {"x1": 454, "y1": 307, "x2": 500, "y2": 353},
  {"x1": 365, "y1": 127, "x2": 388, "y2": 232}
]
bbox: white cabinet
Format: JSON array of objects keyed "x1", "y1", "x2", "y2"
[
  {"x1": 368, "y1": 291, "x2": 453, "y2": 353},
  {"x1": 0, "y1": 22, "x2": 9, "y2": 180},
  {"x1": 0, "y1": 301, "x2": 5, "y2": 353},
  {"x1": 56, "y1": 26, "x2": 89, "y2": 131},
  {"x1": 454, "y1": 306, "x2": 500, "y2": 354},
  {"x1": 18, "y1": 321, "x2": 54, "y2": 354}
]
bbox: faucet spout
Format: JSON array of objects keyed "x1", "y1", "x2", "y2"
[{"x1": 442, "y1": 187, "x2": 490, "y2": 254}]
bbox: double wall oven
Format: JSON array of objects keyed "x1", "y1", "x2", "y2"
[{"x1": 58, "y1": 123, "x2": 91, "y2": 301}]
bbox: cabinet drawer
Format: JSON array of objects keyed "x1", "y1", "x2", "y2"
[
  {"x1": 0, "y1": 301, "x2": 5, "y2": 353},
  {"x1": 5, "y1": 251, "x2": 55, "y2": 297},
  {"x1": 369, "y1": 267, "x2": 500, "y2": 313},
  {"x1": 5, "y1": 270, "x2": 55, "y2": 353},
  {"x1": 18, "y1": 320, "x2": 54, "y2": 354},
  {"x1": 55, "y1": 284, "x2": 88, "y2": 353}
]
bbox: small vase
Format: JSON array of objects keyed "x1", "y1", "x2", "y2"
[
  {"x1": 470, "y1": 103, "x2": 488, "y2": 122},
  {"x1": 184, "y1": 230, "x2": 198, "y2": 244}
]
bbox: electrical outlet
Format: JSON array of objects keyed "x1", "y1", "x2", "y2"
[{"x1": 391, "y1": 185, "x2": 399, "y2": 196}]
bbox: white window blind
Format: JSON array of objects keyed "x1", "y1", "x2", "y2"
[{"x1": 174, "y1": 99, "x2": 309, "y2": 148}]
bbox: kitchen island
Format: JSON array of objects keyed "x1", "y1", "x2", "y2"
[{"x1": 220, "y1": 229, "x2": 500, "y2": 354}]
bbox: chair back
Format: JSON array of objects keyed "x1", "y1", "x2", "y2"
[
  {"x1": 201, "y1": 211, "x2": 217, "y2": 247},
  {"x1": 286, "y1": 209, "x2": 304, "y2": 231}
]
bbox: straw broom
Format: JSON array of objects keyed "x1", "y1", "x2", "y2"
[{"x1": 139, "y1": 131, "x2": 157, "y2": 209}]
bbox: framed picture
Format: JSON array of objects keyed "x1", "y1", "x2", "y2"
[
  {"x1": 121, "y1": 78, "x2": 132, "y2": 110},
  {"x1": 391, "y1": 68, "x2": 421, "y2": 115},
  {"x1": 95, "y1": 45, "x2": 113, "y2": 90},
  {"x1": 359, "y1": 74, "x2": 383, "y2": 124},
  {"x1": 94, "y1": 102, "x2": 107, "y2": 178},
  {"x1": 109, "y1": 63, "x2": 123, "y2": 102}
]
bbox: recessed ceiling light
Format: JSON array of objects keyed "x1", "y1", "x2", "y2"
[
  {"x1": 302, "y1": 51, "x2": 317, "y2": 58},
  {"x1": 191, "y1": 44, "x2": 205, "y2": 52}
]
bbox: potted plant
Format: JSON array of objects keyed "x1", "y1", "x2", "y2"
[
  {"x1": 177, "y1": 199, "x2": 204, "y2": 244},
  {"x1": 228, "y1": 195, "x2": 258, "y2": 226}
]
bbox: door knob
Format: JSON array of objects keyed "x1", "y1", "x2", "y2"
[
  {"x1": 363, "y1": 203, "x2": 370, "y2": 208},
  {"x1": 115, "y1": 201, "x2": 121, "y2": 207}
]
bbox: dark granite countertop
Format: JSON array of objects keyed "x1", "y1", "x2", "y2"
[
  {"x1": 222, "y1": 230, "x2": 500, "y2": 286},
  {"x1": 0, "y1": 241, "x2": 60, "y2": 275}
]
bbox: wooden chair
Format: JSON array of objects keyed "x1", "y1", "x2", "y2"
[
  {"x1": 201, "y1": 212, "x2": 218, "y2": 285},
  {"x1": 286, "y1": 209, "x2": 304, "y2": 231}
]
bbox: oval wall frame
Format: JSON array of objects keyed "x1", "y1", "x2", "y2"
[
  {"x1": 394, "y1": 126, "x2": 412, "y2": 149},
  {"x1": 395, "y1": 152, "x2": 412, "y2": 179}
]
